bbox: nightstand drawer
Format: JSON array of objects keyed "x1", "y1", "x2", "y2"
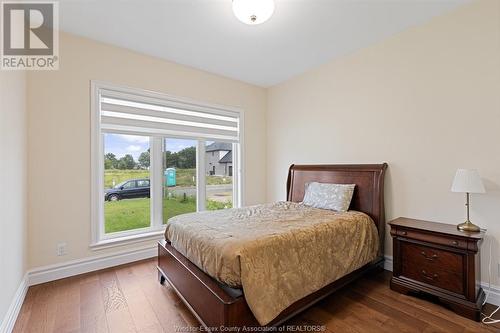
[
  {"x1": 401, "y1": 261, "x2": 464, "y2": 294},
  {"x1": 396, "y1": 228, "x2": 467, "y2": 250},
  {"x1": 400, "y1": 242, "x2": 463, "y2": 274}
]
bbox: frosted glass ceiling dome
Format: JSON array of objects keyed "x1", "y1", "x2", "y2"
[{"x1": 232, "y1": 0, "x2": 275, "y2": 25}]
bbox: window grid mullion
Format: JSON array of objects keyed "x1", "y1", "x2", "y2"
[
  {"x1": 232, "y1": 143, "x2": 240, "y2": 208},
  {"x1": 196, "y1": 140, "x2": 206, "y2": 212},
  {"x1": 151, "y1": 136, "x2": 164, "y2": 228}
]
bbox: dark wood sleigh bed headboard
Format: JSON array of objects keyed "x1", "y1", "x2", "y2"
[{"x1": 286, "y1": 163, "x2": 388, "y2": 257}]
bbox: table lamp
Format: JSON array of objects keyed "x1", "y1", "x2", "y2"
[{"x1": 451, "y1": 169, "x2": 485, "y2": 232}]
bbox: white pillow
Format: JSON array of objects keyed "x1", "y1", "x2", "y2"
[{"x1": 302, "y1": 182, "x2": 355, "y2": 212}]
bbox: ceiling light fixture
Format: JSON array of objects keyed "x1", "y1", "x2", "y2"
[{"x1": 232, "y1": 0, "x2": 275, "y2": 25}]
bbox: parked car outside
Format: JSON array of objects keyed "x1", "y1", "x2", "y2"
[{"x1": 105, "y1": 178, "x2": 150, "y2": 201}]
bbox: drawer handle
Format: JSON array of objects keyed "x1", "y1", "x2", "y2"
[
  {"x1": 420, "y1": 251, "x2": 438, "y2": 261},
  {"x1": 451, "y1": 240, "x2": 459, "y2": 246},
  {"x1": 401, "y1": 231, "x2": 407, "y2": 236},
  {"x1": 421, "y1": 270, "x2": 438, "y2": 281}
]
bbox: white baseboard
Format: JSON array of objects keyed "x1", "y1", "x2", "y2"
[
  {"x1": 1, "y1": 245, "x2": 156, "y2": 332},
  {"x1": 0, "y1": 273, "x2": 28, "y2": 333},
  {"x1": 482, "y1": 284, "x2": 500, "y2": 308},
  {"x1": 383, "y1": 255, "x2": 393, "y2": 271},
  {"x1": 27, "y1": 245, "x2": 157, "y2": 286},
  {"x1": 383, "y1": 255, "x2": 500, "y2": 307}
]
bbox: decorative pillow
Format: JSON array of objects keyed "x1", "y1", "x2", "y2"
[{"x1": 302, "y1": 182, "x2": 355, "y2": 212}]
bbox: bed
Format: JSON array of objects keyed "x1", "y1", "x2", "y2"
[{"x1": 157, "y1": 163, "x2": 388, "y2": 330}]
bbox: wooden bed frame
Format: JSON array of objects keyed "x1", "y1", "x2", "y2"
[{"x1": 158, "y1": 163, "x2": 388, "y2": 330}]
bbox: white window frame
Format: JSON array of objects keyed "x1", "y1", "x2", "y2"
[{"x1": 90, "y1": 81, "x2": 244, "y2": 249}]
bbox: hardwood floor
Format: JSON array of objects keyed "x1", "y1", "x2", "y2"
[{"x1": 13, "y1": 259, "x2": 500, "y2": 333}]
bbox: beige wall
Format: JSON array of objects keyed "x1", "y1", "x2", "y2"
[
  {"x1": 267, "y1": 0, "x2": 500, "y2": 284},
  {"x1": 27, "y1": 32, "x2": 267, "y2": 268},
  {"x1": 23, "y1": 0, "x2": 500, "y2": 287},
  {"x1": 0, "y1": 71, "x2": 27, "y2": 323}
]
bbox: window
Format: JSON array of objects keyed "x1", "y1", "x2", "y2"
[
  {"x1": 122, "y1": 181, "x2": 135, "y2": 189},
  {"x1": 205, "y1": 141, "x2": 233, "y2": 210},
  {"x1": 137, "y1": 180, "x2": 150, "y2": 187},
  {"x1": 91, "y1": 82, "x2": 243, "y2": 246},
  {"x1": 163, "y1": 138, "x2": 197, "y2": 224},
  {"x1": 103, "y1": 134, "x2": 151, "y2": 234}
]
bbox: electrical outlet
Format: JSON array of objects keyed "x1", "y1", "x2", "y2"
[{"x1": 57, "y1": 242, "x2": 67, "y2": 256}]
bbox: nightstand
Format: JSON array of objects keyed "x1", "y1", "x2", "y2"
[{"x1": 389, "y1": 217, "x2": 485, "y2": 321}]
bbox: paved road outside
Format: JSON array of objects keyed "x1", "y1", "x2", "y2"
[{"x1": 167, "y1": 184, "x2": 232, "y2": 202}]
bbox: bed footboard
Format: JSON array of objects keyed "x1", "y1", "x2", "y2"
[
  {"x1": 158, "y1": 240, "x2": 383, "y2": 331},
  {"x1": 157, "y1": 240, "x2": 258, "y2": 329}
]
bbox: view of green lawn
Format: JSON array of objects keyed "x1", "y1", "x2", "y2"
[
  {"x1": 104, "y1": 168, "x2": 231, "y2": 189},
  {"x1": 103, "y1": 136, "x2": 235, "y2": 233},
  {"x1": 104, "y1": 168, "x2": 232, "y2": 233},
  {"x1": 104, "y1": 196, "x2": 231, "y2": 233}
]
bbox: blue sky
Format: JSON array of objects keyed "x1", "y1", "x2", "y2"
[{"x1": 104, "y1": 134, "x2": 196, "y2": 160}]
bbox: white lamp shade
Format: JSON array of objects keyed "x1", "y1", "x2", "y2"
[
  {"x1": 232, "y1": 0, "x2": 275, "y2": 25},
  {"x1": 451, "y1": 169, "x2": 486, "y2": 193}
]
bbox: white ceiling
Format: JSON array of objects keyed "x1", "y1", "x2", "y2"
[{"x1": 59, "y1": 0, "x2": 468, "y2": 87}]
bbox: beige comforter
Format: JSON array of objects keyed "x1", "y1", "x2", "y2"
[{"x1": 165, "y1": 201, "x2": 379, "y2": 325}]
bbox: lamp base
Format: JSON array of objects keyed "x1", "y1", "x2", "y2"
[{"x1": 457, "y1": 220, "x2": 481, "y2": 233}]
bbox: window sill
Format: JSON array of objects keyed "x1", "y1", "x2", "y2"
[{"x1": 90, "y1": 229, "x2": 165, "y2": 251}]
